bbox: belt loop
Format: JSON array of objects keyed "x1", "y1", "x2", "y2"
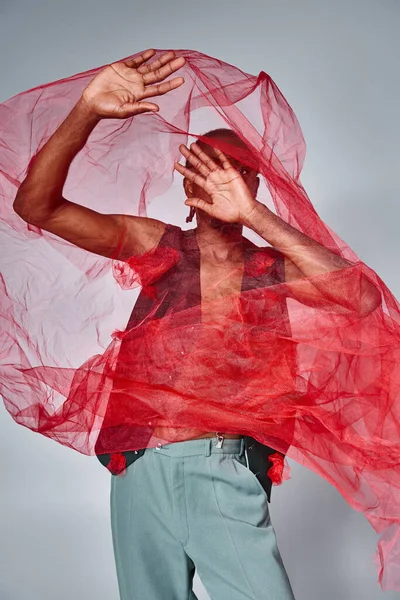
[
  {"x1": 205, "y1": 438, "x2": 211, "y2": 457},
  {"x1": 240, "y1": 437, "x2": 245, "y2": 456},
  {"x1": 242, "y1": 438, "x2": 250, "y2": 468}
]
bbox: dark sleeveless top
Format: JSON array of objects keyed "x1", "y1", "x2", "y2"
[{"x1": 96, "y1": 223, "x2": 291, "y2": 502}]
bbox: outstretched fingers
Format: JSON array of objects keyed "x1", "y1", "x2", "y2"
[
  {"x1": 142, "y1": 56, "x2": 186, "y2": 85},
  {"x1": 213, "y1": 148, "x2": 232, "y2": 170},
  {"x1": 142, "y1": 76, "x2": 185, "y2": 99},
  {"x1": 123, "y1": 49, "x2": 157, "y2": 69},
  {"x1": 177, "y1": 144, "x2": 214, "y2": 178},
  {"x1": 189, "y1": 143, "x2": 221, "y2": 173},
  {"x1": 137, "y1": 51, "x2": 180, "y2": 75},
  {"x1": 174, "y1": 162, "x2": 207, "y2": 190}
]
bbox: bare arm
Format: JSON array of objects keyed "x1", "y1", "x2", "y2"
[
  {"x1": 13, "y1": 49, "x2": 186, "y2": 259},
  {"x1": 246, "y1": 202, "x2": 381, "y2": 316}
]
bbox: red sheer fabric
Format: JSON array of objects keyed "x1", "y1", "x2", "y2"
[{"x1": 0, "y1": 49, "x2": 399, "y2": 590}]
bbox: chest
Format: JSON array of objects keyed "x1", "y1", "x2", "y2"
[
  {"x1": 199, "y1": 256, "x2": 245, "y2": 324},
  {"x1": 199, "y1": 257, "x2": 244, "y2": 303}
]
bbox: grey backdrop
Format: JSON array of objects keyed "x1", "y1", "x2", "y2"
[{"x1": 0, "y1": 0, "x2": 399, "y2": 599}]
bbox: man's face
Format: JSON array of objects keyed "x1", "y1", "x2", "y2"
[{"x1": 184, "y1": 133, "x2": 260, "y2": 229}]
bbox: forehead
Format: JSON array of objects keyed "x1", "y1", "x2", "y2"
[{"x1": 198, "y1": 136, "x2": 258, "y2": 171}]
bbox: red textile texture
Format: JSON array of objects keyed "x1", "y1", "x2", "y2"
[{"x1": 0, "y1": 49, "x2": 399, "y2": 590}]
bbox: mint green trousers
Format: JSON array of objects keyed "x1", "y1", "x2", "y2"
[{"x1": 110, "y1": 437, "x2": 296, "y2": 600}]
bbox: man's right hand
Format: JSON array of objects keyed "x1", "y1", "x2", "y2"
[{"x1": 81, "y1": 49, "x2": 186, "y2": 119}]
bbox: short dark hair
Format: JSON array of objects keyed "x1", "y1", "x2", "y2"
[{"x1": 184, "y1": 128, "x2": 256, "y2": 169}]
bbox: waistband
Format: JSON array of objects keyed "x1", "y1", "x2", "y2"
[{"x1": 148, "y1": 437, "x2": 246, "y2": 458}]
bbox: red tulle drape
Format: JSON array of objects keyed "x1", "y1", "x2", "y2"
[{"x1": 0, "y1": 49, "x2": 399, "y2": 591}]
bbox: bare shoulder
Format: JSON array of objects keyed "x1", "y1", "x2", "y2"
[{"x1": 119, "y1": 214, "x2": 167, "y2": 258}]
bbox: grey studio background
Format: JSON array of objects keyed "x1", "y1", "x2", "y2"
[{"x1": 0, "y1": 1, "x2": 399, "y2": 599}]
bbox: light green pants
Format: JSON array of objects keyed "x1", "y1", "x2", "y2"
[{"x1": 110, "y1": 437, "x2": 296, "y2": 600}]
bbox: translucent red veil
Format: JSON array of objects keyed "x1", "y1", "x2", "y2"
[{"x1": 0, "y1": 49, "x2": 399, "y2": 590}]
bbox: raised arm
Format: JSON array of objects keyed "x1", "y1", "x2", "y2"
[{"x1": 13, "y1": 49, "x2": 186, "y2": 260}]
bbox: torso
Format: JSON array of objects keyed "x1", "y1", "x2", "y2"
[
  {"x1": 153, "y1": 247, "x2": 245, "y2": 441},
  {"x1": 200, "y1": 253, "x2": 244, "y2": 323},
  {"x1": 95, "y1": 224, "x2": 290, "y2": 458}
]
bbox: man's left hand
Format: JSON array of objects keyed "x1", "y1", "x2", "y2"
[{"x1": 174, "y1": 143, "x2": 258, "y2": 224}]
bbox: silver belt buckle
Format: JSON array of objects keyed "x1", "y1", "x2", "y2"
[{"x1": 215, "y1": 432, "x2": 225, "y2": 448}]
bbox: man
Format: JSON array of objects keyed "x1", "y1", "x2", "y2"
[{"x1": 13, "y1": 48, "x2": 380, "y2": 599}]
